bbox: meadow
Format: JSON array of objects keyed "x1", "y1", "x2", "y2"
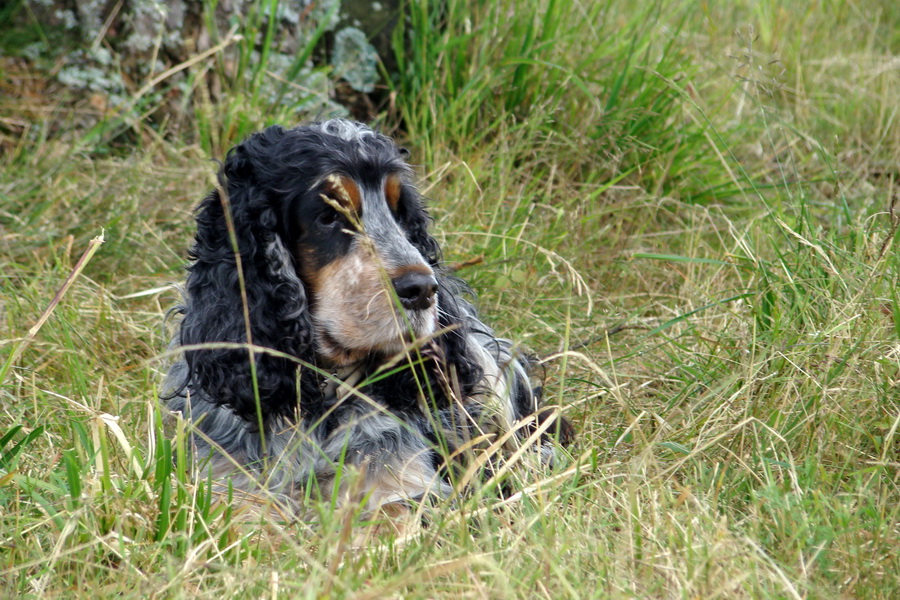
[{"x1": 1, "y1": 0, "x2": 898, "y2": 597}]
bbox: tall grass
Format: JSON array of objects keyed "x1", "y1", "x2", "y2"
[
  {"x1": 1, "y1": 0, "x2": 899, "y2": 597},
  {"x1": 190, "y1": 0, "x2": 341, "y2": 155}
]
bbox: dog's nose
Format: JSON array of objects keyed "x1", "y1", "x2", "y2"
[{"x1": 392, "y1": 272, "x2": 438, "y2": 310}]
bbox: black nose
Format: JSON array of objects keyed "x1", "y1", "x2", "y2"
[{"x1": 392, "y1": 272, "x2": 438, "y2": 310}]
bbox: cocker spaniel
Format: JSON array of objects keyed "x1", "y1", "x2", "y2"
[{"x1": 162, "y1": 119, "x2": 572, "y2": 513}]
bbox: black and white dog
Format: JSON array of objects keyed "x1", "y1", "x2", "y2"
[{"x1": 162, "y1": 119, "x2": 572, "y2": 511}]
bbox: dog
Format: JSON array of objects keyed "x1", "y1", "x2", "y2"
[{"x1": 162, "y1": 119, "x2": 572, "y2": 513}]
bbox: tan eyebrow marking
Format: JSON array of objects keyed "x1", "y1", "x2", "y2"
[
  {"x1": 322, "y1": 174, "x2": 361, "y2": 213},
  {"x1": 384, "y1": 174, "x2": 401, "y2": 211}
]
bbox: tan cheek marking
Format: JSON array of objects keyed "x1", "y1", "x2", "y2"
[
  {"x1": 384, "y1": 175, "x2": 401, "y2": 212},
  {"x1": 323, "y1": 174, "x2": 361, "y2": 214},
  {"x1": 311, "y1": 248, "x2": 398, "y2": 351}
]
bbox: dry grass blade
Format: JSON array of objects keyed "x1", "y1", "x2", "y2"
[{"x1": 0, "y1": 232, "x2": 104, "y2": 385}]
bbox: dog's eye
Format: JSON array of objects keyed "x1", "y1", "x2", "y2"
[{"x1": 317, "y1": 209, "x2": 340, "y2": 228}]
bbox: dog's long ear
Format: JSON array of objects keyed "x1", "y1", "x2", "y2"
[{"x1": 178, "y1": 129, "x2": 316, "y2": 426}]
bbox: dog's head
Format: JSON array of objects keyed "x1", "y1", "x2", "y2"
[
  {"x1": 275, "y1": 121, "x2": 442, "y2": 363},
  {"x1": 178, "y1": 120, "x2": 453, "y2": 421},
  {"x1": 226, "y1": 120, "x2": 444, "y2": 363}
]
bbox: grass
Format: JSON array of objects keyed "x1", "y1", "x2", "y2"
[{"x1": 1, "y1": 0, "x2": 899, "y2": 597}]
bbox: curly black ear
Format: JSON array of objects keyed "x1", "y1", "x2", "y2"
[{"x1": 177, "y1": 131, "x2": 317, "y2": 426}]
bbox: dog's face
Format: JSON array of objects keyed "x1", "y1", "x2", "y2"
[{"x1": 279, "y1": 124, "x2": 439, "y2": 365}]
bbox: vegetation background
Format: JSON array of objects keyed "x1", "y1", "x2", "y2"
[{"x1": 1, "y1": 0, "x2": 899, "y2": 597}]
